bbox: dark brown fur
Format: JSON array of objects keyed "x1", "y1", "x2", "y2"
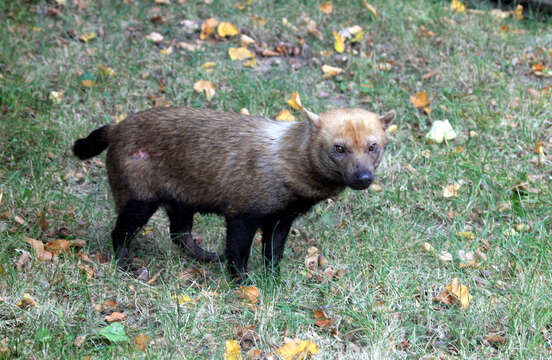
[{"x1": 73, "y1": 106, "x2": 394, "y2": 281}]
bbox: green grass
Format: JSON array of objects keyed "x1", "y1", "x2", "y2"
[{"x1": 1, "y1": 0, "x2": 551, "y2": 358}]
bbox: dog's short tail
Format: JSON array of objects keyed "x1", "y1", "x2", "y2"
[{"x1": 73, "y1": 125, "x2": 111, "y2": 160}]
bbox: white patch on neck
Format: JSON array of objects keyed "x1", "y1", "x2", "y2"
[{"x1": 263, "y1": 120, "x2": 293, "y2": 153}]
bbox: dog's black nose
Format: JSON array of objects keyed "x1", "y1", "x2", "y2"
[{"x1": 350, "y1": 171, "x2": 373, "y2": 189}]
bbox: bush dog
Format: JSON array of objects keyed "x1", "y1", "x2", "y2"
[{"x1": 73, "y1": 106, "x2": 395, "y2": 281}]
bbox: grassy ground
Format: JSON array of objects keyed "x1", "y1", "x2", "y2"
[{"x1": 1, "y1": 0, "x2": 551, "y2": 358}]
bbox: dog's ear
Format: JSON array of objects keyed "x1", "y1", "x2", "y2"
[
  {"x1": 303, "y1": 108, "x2": 321, "y2": 129},
  {"x1": 379, "y1": 111, "x2": 395, "y2": 130}
]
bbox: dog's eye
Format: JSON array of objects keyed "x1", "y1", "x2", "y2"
[
  {"x1": 368, "y1": 144, "x2": 377, "y2": 152},
  {"x1": 335, "y1": 145, "x2": 346, "y2": 154}
]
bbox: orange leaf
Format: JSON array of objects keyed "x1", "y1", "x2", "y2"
[
  {"x1": 104, "y1": 311, "x2": 126, "y2": 322},
  {"x1": 318, "y1": 2, "x2": 332, "y2": 14},
  {"x1": 200, "y1": 18, "x2": 219, "y2": 40},
  {"x1": 235, "y1": 285, "x2": 259, "y2": 304},
  {"x1": 275, "y1": 110, "x2": 295, "y2": 121},
  {"x1": 134, "y1": 333, "x2": 150, "y2": 351},
  {"x1": 410, "y1": 91, "x2": 429, "y2": 108},
  {"x1": 313, "y1": 309, "x2": 332, "y2": 329}
]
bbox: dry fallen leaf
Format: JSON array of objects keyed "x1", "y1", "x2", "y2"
[
  {"x1": 15, "y1": 251, "x2": 31, "y2": 271},
  {"x1": 485, "y1": 334, "x2": 506, "y2": 346},
  {"x1": 321, "y1": 64, "x2": 344, "y2": 79},
  {"x1": 79, "y1": 264, "x2": 95, "y2": 279},
  {"x1": 246, "y1": 348, "x2": 262, "y2": 360},
  {"x1": 318, "y1": 2, "x2": 332, "y2": 14},
  {"x1": 240, "y1": 34, "x2": 256, "y2": 47},
  {"x1": 79, "y1": 32, "x2": 96, "y2": 43},
  {"x1": 422, "y1": 242, "x2": 434, "y2": 253},
  {"x1": 410, "y1": 91, "x2": 429, "y2": 109},
  {"x1": 363, "y1": 1, "x2": 377, "y2": 17},
  {"x1": 451, "y1": 0, "x2": 466, "y2": 13},
  {"x1": 287, "y1": 92, "x2": 303, "y2": 110},
  {"x1": 275, "y1": 110, "x2": 295, "y2": 121},
  {"x1": 49, "y1": 91, "x2": 64, "y2": 104},
  {"x1": 17, "y1": 293, "x2": 36, "y2": 308},
  {"x1": 438, "y1": 250, "x2": 453, "y2": 262},
  {"x1": 244, "y1": 57, "x2": 256, "y2": 68},
  {"x1": 333, "y1": 31, "x2": 345, "y2": 53},
  {"x1": 313, "y1": 309, "x2": 332, "y2": 329},
  {"x1": 443, "y1": 183, "x2": 460, "y2": 198},
  {"x1": 224, "y1": 340, "x2": 242, "y2": 360},
  {"x1": 514, "y1": 4, "x2": 523, "y2": 20},
  {"x1": 134, "y1": 333, "x2": 150, "y2": 351},
  {"x1": 193, "y1": 80, "x2": 216, "y2": 101},
  {"x1": 236, "y1": 286, "x2": 259, "y2": 304},
  {"x1": 44, "y1": 239, "x2": 85, "y2": 255},
  {"x1": 201, "y1": 62, "x2": 217, "y2": 69},
  {"x1": 456, "y1": 231, "x2": 475, "y2": 240},
  {"x1": 304, "y1": 246, "x2": 320, "y2": 271},
  {"x1": 105, "y1": 312, "x2": 126, "y2": 322},
  {"x1": 434, "y1": 278, "x2": 472, "y2": 309},
  {"x1": 24, "y1": 236, "x2": 53, "y2": 261},
  {"x1": 218, "y1": 22, "x2": 239, "y2": 37},
  {"x1": 276, "y1": 338, "x2": 319, "y2": 360},
  {"x1": 426, "y1": 120, "x2": 457, "y2": 143},
  {"x1": 240, "y1": 108, "x2": 250, "y2": 115},
  {"x1": 97, "y1": 64, "x2": 115, "y2": 76},
  {"x1": 145, "y1": 32, "x2": 164, "y2": 43},
  {"x1": 74, "y1": 335, "x2": 86, "y2": 348},
  {"x1": 228, "y1": 47, "x2": 254, "y2": 61},
  {"x1": 102, "y1": 299, "x2": 119, "y2": 311},
  {"x1": 172, "y1": 294, "x2": 193, "y2": 305},
  {"x1": 200, "y1": 18, "x2": 219, "y2": 40}
]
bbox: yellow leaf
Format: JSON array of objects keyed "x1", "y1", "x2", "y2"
[
  {"x1": 217, "y1": 22, "x2": 239, "y2": 37},
  {"x1": 244, "y1": 57, "x2": 256, "y2": 68},
  {"x1": 116, "y1": 114, "x2": 126, "y2": 123},
  {"x1": 456, "y1": 231, "x2": 475, "y2": 240},
  {"x1": 172, "y1": 293, "x2": 193, "y2": 305},
  {"x1": 224, "y1": 340, "x2": 242, "y2": 360},
  {"x1": 443, "y1": 183, "x2": 460, "y2": 198},
  {"x1": 351, "y1": 29, "x2": 364, "y2": 43},
  {"x1": 275, "y1": 110, "x2": 295, "y2": 121},
  {"x1": 333, "y1": 31, "x2": 345, "y2": 53},
  {"x1": 287, "y1": 92, "x2": 303, "y2": 110},
  {"x1": 160, "y1": 46, "x2": 173, "y2": 55},
  {"x1": 276, "y1": 338, "x2": 319, "y2": 360},
  {"x1": 193, "y1": 80, "x2": 216, "y2": 101},
  {"x1": 97, "y1": 64, "x2": 115, "y2": 76},
  {"x1": 228, "y1": 47, "x2": 254, "y2": 60},
  {"x1": 17, "y1": 293, "x2": 37, "y2": 308},
  {"x1": 514, "y1": 4, "x2": 523, "y2": 20},
  {"x1": 134, "y1": 333, "x2": 150, "y2": 351},
  {"x1": 362, "y1": 1, "x2": 377, "y2": 17},
  {"x1": 318, "y1": 1, "x2": 332, "y2": 14},
  {"x1": 240, "y1": 108, "x2": 250, "y2": 115},
  {"x1": 387, "y1": 124, "x2": 398, "y2": 134},
  {"x1": 451, "y1": 0, "x2": 465, "y2": 13},
  {"x1": 410, "y1": 91, "x2": 429, "y2": 108},
  {"x1": 79, "y1": 32, "x2": 96, "y2": 43},
  {"x1": 321, "y1": 64, "x2": 344, "y2": 79},
  {"x1": 234, "y1": 0, "x2": 253, "y2": 10},
  {"x1": 201, "y1": 62, "x2": 217, "y2": 69},
  {"x1": 446, "y1": 278, "x2": 472, "y2": 309},
  {"x1": 200, "y1": 18, "x2": 219, "y2": 40}
]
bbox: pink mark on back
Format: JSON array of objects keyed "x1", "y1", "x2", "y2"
[{"x1": 131, "y1": 149, "x2": 150, "y2": 160}]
